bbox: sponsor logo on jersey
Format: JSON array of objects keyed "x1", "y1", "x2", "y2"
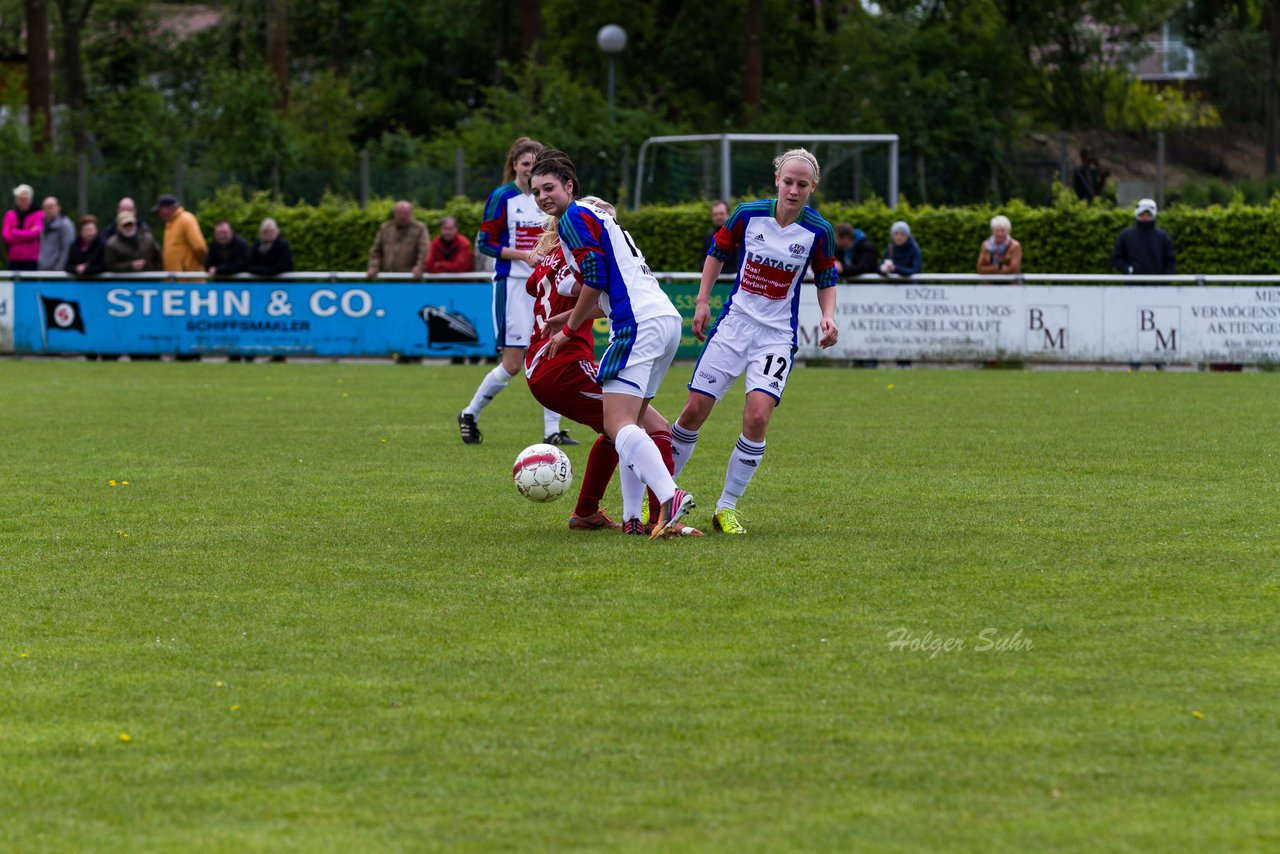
[
  {"x1": 745, "y1": 251, "x2": 800, "y2": 273},
  {"x1": 740, "y1": 253, "x2": 799, "y2": 300},
  {"x1": 753, "y1": 232, "x2": 766, "y2": 241}
]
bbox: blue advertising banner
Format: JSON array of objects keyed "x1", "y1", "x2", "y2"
[{"x1": 8, "y1": 279, "x2": 498, "y2": 357}]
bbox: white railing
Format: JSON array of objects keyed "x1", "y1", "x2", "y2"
[{"x1": 4, "y1": 271, "x2": 1280, "y2": 285}]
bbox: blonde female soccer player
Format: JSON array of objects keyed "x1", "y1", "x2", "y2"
[
  {"x1": 667, "y1": 148, "x2": 840, "y2": 534},
  {"x1": 536, "y1": 149, "x2": 695, "y2": 539}
]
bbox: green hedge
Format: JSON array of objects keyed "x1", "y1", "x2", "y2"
[
  {"x1": 196, "y1": 187, "x2": 486, "y2": 273},
  {"x1": 195, "y1": 186, "x2": 1280, "y2": 275}
]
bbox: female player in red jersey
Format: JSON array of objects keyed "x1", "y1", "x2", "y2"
[
  {"x1": 667, "y1": 148, "x2": 840, "y2": 535},
  {"x1": 535, "y1": 149, "x2": 696, "y2": 540},
  {"x1": 525, "y1": 197, "x2": 702, "y2": 536},
  {"x1": 458, "y1": 136, "x2": 576, "y2": 447}
]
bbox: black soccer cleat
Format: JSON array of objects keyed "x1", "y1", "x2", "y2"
[
  {"x1": 458, "y1": 411, "x2": 482, "y2": 445},
  {"x1": 545, "y1": 429, "x2": 579, "y2": 446}
]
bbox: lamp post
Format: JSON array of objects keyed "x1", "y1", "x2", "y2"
[{"x1": 596, "y1": 24, "x2": 627, "y2": 123}]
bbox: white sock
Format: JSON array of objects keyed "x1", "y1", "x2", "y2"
[
  {"x1": 465, "y1": 365, "x2": 514, "y2": 417},
  {"x1": 718, "y1": 434, "x2": 765, "y2": 511},
  {"x1": 620, "y1": 464, "x2": 646, "y2": 522},
  {"x1": 614, "y1": 423, "x2": 676, "y2": 505},
  {"x1": 543, "y1": 407, "x2": 561, "y2": 438},
  {"x1": 669, "y1": 421, "x2": 700, "y2": 478}
]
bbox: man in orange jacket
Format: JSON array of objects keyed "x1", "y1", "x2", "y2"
[{"x1": 154, "y1": 194, "x2": 207, "y2": 273}]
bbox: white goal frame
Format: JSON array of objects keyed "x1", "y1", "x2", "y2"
[{"x1": 632, "y1": 133, "x2": 900, "y2": 209}]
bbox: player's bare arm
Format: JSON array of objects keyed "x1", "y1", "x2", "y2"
[{"x1": 694, "y1": 256, "x2": 725, "y2": 341}]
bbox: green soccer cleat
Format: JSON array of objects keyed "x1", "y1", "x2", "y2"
[{"x1": 712, "y1": 507, "x2": 747, "y2": 535}]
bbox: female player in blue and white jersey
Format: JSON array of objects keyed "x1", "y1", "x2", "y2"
[
  {"x1": 458, "y1": 136, "x2": 575, "y2": 447},
  {"x1": 668, "y1": 148, "x2": 839, "y2": 535},
  {"x1": 536, "y1": 149, "x2": 696, "y2": 539}
]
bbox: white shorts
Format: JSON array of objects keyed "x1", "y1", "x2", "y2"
[
  {"x1": 495, "y1": 276, "x2": 534, "y2": 349},
  {"x1": 689, "y1": 311, "x2": 795, "y2": 404},
  {"x1": 597, "y1": 314, "x2": 681, "y2": 399}
]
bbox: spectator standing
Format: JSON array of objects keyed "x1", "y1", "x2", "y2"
[
  {"x1": 704, "y1": 200, "x2": 730, "y2": 254},
  {"x1": 153, "y1": 194, "x2": 207, "y2": 272},
  {"x1": 105, "y1": 211, "x2": 162, "y2": 272},
  {"x1": 1111, "y1": 198, "x2": 1175, "y2": 277},
  {"x1": 66, "y1": 215, "x2": 106, "y2": 277},
  {"x1": 424, "y1": 216, "x2": 475, "y2": 274},
  {"x1": 367, "y1": 201, "x2": 429, "y2": 278},
  {"x1": 38, "y1": 196, "x2": 77, "y2": 272},
  {"x1": 833, "y1": 222, "x2": 879, "y2": 280},
  {"x1": 704, "y1": 199, "x2": 744, "y2": 274},
  {"x1": 3, "y1": 184, "x2": 43, "y2": 270},
  {"x1": 976, "y1": 215, "x2": 1022, "y2": 277},
  {"x1": 248, "y1": 219, "x2": 293, "y2": 276},
  {"x1": 100, "y1": 197, "x2": 153, "y2": 242},
  {"x1": 879, "y1": 221, "x2": 922, "y2": 277},
  {"x1": 206, "y1": 220, "x2": 251, "y2": 276}
]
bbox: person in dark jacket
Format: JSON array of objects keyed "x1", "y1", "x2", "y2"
[
  {"x1": 65, "y1": 215, "x2": 106, "y2": 278},
  {"x1": 100, "y1": 197, "x2": 153, "y2": 242},
  {"x1": 833, "y1": 222, "x2": 879, "y2": 280},
  {"x1": 206, "y1": 220, "x2": 251, "y2": 276},
  {"x1": 104, "y1": 211, "x2": 163, "y2": 272},
  {"x1": 248, "y1": 218, "x2": 293, "y2": 277},
  {"x1": 1111, "y1": 198, "x2": 1175, "y2": 277},
  {"x1": 879, "y1": 220, "x2": 922, "y2": 277}
]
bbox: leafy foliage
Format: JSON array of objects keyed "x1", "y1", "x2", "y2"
[{"x1": 195, "y1": 186, "x2": 1280, "y2": 275}]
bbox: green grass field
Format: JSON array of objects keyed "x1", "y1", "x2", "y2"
[{"x1": 2, "y1": 359, "x2": 1277, "y2": 852}]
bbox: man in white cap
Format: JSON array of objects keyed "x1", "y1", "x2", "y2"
[{"x1": 1111, "y1": 198, "x2": 1175, "y2": 277}]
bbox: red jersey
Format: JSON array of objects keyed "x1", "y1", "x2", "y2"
[{"x1": 524, "y1": 241, "x2": 597, "y2": 379}]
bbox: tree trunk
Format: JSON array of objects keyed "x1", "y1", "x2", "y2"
[
  {"x1": 328, "y1": 0, "x2": 347, "y2": 73},
  {"x1": 520, "y1": 0, "x2": 542, "y2": 63},
  {"x1": 1266, "y1": 1, "x2": 1280, "y2": 175},
  {"x1": 494, "y1": 0, "x2": 509, "y2": 84},
  {"x1": 24, "y1": 0, "x2": 52, "y2": 152},
  {"x1": 53, "y1": 0, "x2": 93, "y2": 155},
  {"x1": 743, "y1": 0, "x2": 764, "y2": 125},
  {"x1": 266, "y1": 0, "x2": 289, "y2": 112}
]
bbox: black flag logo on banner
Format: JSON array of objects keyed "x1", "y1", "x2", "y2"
[{"x1": 41, "y1": 296, "x2": 86, "y2": 333}]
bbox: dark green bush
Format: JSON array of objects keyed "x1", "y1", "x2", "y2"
[{"x1": 195, "y1": 185, "x2": 1280, "y2": 275}]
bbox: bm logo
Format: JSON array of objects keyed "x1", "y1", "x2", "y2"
[
  {"x1": 1138, "y1": 307, "x2": 1179, "y2": 351},
  {"x1": 1027, "y1": 306, "x2": 1068, "y2": 350}
]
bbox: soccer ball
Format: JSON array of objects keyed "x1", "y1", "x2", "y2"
[{"x1": 512, "y1": 443, "x2": 573, "y2": 503}]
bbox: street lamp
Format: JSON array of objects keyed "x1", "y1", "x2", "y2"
[{"x1": 596, "y1": 24, "x2": 627, "y2": 123}]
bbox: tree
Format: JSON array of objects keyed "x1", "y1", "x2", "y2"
[
  {"x1": 743, "y1": 0, "x2": 764, "y2": 125},
  {"x1": 24, "y1": 0, "x2": 52, "y2": 150},
  {"x1": 995, "y1": 0, "x2": 1183, "y2": 129},
  {"x1": 1264, "y1": 0, "x2": 1280, "y2": 174},
  {"x1": 521, "y1": 0, "x2": 542, "y2": 62},
  {"x1": 266, "y1": 0, "x2": 289, "y2": 111},
  {"x1": 52, "y1": 0, "x2": 94, "y2": 154}
]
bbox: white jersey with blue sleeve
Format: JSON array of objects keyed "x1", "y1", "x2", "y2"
[{"x1": 557, "y1": 200, "x2": 679, "y2": 329}]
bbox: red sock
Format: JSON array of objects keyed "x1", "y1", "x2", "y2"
[
  {"x1": 574, "y1": 435, "x2": 618, "y2": 517},
  {"x1": 646, "y1": 430, "x2": 674, "y2": 524}
]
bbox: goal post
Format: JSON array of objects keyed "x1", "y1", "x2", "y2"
[{"x1": 632, "y1": 133, "x2": 900, "y2": 209}]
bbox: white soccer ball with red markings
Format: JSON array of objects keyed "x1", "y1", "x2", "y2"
[{"x1": 512, "y1": 443, "x2": 573, "y2": 503}]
